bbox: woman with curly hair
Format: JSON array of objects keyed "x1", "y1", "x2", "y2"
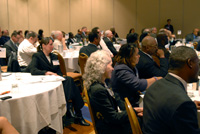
[{"x1": 83, "y1": 50, "x2": 143, "y2": 134}]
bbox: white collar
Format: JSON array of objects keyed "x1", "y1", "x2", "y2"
[{"x1": 168, "y1": 73, "x2": 187, "y2": 91}]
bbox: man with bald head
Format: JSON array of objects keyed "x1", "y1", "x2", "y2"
[
  {"x1": 136, "y1": 36, "x2": 168, "y2": 79},
  {"x1": 185, "y1": 28, "x2": 199, "y2": 42}
]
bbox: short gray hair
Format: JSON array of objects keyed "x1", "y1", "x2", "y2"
[
  {"x1": 54, "y1": 31, "x2": 62, "y2": 38},
  {"x1": 104, "y1": 30, "x2": 111, "y2": 37},
  {"x1": 83, "y1": 50, "x2": 111, "y2": 89},
  {"x1": 26, "y1": 31, "x2": 37, "y2": 39},
  {"x1": 169, "y1": 46, "x2": 198, "y2": 70}
]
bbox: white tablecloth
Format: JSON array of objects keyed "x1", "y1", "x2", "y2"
[
  {"x1": 0, "y1": 73, "x2": 66, "y2": 134},
  {"x1": 63, "y1": 50, "x2": 80, "y2": 72}
]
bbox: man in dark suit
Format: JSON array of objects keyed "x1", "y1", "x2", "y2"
[
  {"x1": 164, "y1": 19, "x2": 174, "y2": 34},
  {"x1": 75, "y1": 29, "x2": 83, "y2": 43},
  {"x1": 143, "y1": 46, "x2": 200, "y2": 134},
  {"x1": 3, "y1": 31, "x2": 20, "y2": 63},
  {"x1": 136, "y1": 36, "x2": 168, "y2": 79},
  {"x1": 185, "y1": 28, "x2": 199, "y2": 42},
  {"x1": 0, "y1": 30, "x2": 10, "y2": 47},
  {"x1": 103, "y1": 30, "x2": 118, "y2": 56},
  {"x1": 79, "y1": 32, "x2": 100, "y2": 57}
]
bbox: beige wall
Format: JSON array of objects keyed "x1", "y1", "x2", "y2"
[{"x1": 0, "y1": 0, "x2": 200, "y2": 38}]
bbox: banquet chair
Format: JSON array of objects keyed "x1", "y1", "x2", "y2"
[
  {"x1": 124, "y1": 97, "x2": 142, "y2": 134},
  {"x1": 7, "y1": 52, "x2": 21, "y2": 72},
  {"x1": 193, "y1": 42, "x2": 198, "y2": 49},
  {"x1": 84, "y1": 87, "x2": 98, "y2": 134},
  {"x1": 1, "y1": 66, "x2": 8, "y2": 72},
  {"x1": 52, "y1": 51, "x2": 83, "y2": 90},
  {"x1": 78, "y1": 53, "x2": 88, "y2": 75}
]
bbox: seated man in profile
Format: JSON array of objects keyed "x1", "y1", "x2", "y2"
[
  {"x1": 143, "y1": 46, "x2": 200, "y2": 134},
  {"x1": 136, "y1": 36, "x2": 168, "y2": 79},
  {"x1": 79, "y1": 32, "x2": 100, "y2": 57},
  {"x1": 17, "y1": 31, "x2": 38, "y2": 71}
]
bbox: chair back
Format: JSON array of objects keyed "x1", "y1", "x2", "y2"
[
  {"x1": 193, "y1": 42, "x2": 198, "y2": 49},
  {"x1": 78, "y1": 53, "x2": 88, "y2": 75},
  {"x1": 7, "y1": 52, "x2": 21, "y2": 72},
  {"x1": 124, "y1": 97, "x2": 142, "y2": 134},
  {"x1": 84, "y1": 87, "x2": 98, "y2": 134},
  {"x1": 52, "y1": 51, "x2": 67, "y2": 76}
]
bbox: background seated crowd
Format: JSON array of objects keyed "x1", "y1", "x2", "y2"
[{"x1": 1, "y1": 23, "x2": 200, "y2": 133}]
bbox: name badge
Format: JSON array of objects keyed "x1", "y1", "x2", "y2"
[{"x1": 52, "y1": 60, "x2": 60, "y2": 65}]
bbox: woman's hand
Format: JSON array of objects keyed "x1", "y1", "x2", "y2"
[{"x1": 45, "y1": 71, "x2": 58, "y2": 76}]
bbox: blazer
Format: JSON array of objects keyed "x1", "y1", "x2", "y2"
[
  {"x1": 186, "y1": 33, "x2": 196, "y2": 42},
  {"x1": 136, "y1": 50, "x2": 168, "y2": 79},
  {"x1": 79, "y1": 43, "x2": 99, "y2": 57},
  {"x1": 3, "y1": 40, "x2": 18, "y2": 60},
  {"x1": 143, "y1": 74, "x2": 200, "y2": 134},
  {"x1": 111, "y1": 63, "x2": 147, "y2": 107},
  {"x1": 88, "y1": 82, "x2": 131, "y2": 134},
  {"x1": 103, "y1": 37, "x2": 118, "y2": 56},
  {"x1": 27, "y1": 51, "x2": 62, "y2": 76}
]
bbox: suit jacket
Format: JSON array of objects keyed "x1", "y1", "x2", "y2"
[
  {"x1": 143, "y1": 74, "x2": 200, "y2": 134},
  {"x1": 27, "y1": 51, "x2": 62, "y2": 76},
  {"x1": 88, "y1": 82, "x2": 131, "y2": 134},
  {"x1": 79, "y1": 43, "x2": 99, "y2": 57},
  {"x1": 75, "y1": 34, "x2": 82, "y2": 43},
  {"x1": 136, "y1": 50, "x2": 168, "y2": 79},
  {"x1": 3, "y1": 40, "x2": 18, "y2": 60},
  {"x1": 186, "y1": 33, "x2": 196, "y2": 42},
  {"x1": 112, "y1": 63, "x2": 147, "y2": 107},
  {"x1": 103, "y1": 37, "x2": 118, "y2": 56},
  {"x1": 164, "y1": 24, "x2": 174, "y2": 34}
]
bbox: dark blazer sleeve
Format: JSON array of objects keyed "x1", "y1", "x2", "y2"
[
  {"x1": 28, "y1": 53, "x2": 47, "y2": 75},
  {"x1": 90, "y1": 85, "x2": 129, "y2": 124},
  {"x1": 171, "y1": 101, "x2": 200, "y2": 133},
  {"x1": 115, "y1": 65, "x2": 147, "y2": 92},
  {"x1": 106, "y1": 41, "x2": 118, "y2": 56}
]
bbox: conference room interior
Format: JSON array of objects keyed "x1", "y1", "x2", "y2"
[{"x1": 1, "y1": 0, "x2": 200, "y2": 134}]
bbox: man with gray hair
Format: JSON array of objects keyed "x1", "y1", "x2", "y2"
[
  {"x1": 103, "y1": 30, "x2": 118, "y2": 56},
  {"x1": 53, "y1": 30, "x2": 67, "y2": 52},
  {"x1": 136, "y1": 36, "x2": 168, "y2": 78},
  {"x1": 18, "y1": 31, "x2": 38, "y2": 70},
  {"x1": 3, "y1": 31, "x2": 20, "y2": 62},
  {"x1": 143, "y1": 46, "x2": 200, "y2": 133}
]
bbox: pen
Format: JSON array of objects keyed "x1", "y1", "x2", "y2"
[{"x1": 0, "y1": 91, "x2": 10, "y2": 95}]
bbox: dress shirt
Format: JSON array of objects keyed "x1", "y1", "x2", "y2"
[
  {"x1": 53, "y1": 39, "x2": 62, "y2": 50},
  {"x1": 18, "y1": 39, "x2": 37, "y2": 67}
]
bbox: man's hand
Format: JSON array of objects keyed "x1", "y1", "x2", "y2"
[
  {"x1": 157, "y1": 49, "x2": 165, "y2": 58},
  {"x1": 134, "y1": 107, "x2": 143, "y2": 117}
]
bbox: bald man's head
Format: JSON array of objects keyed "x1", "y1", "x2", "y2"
[{"x1": 141, "y1": 36, "x2": 158, "y2": 55}]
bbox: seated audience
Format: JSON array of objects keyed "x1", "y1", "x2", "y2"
[
  {"x1": 79, "y1": 32, "x2": 100, "y2": 57},
  {"x1": 150, "y1": 27, "x2": 157, "y2": 38},
  {"x1": 143, "y1": 46, "x2": 200, "y2": 133},
  {"x1": 110, "y1": 27, "x2": 119, "y2": 38},
  {"x1": 136, "y1": 36, "x2": 168, "y2": 79},
  {"x1": 18, "y1": 31, "x2": 38, "y2": 71},
  {"x1": 103, "y1": 30, "x2": 118, "y2": 56},
  {"x1": 92, "y1": 27, "x2": 113, "y2": 57},
  {"x1": 75, "y1": 29, "x2": 83, "y2": 43},
  {"x1": 0, "y1": 116, "x2": 19, "y2": 134},
  {"x1": 38, "y1": 29, "x2": 44, "y2": 42},
  {"x1": 27, "y1": 37, "x2": 90, "y2": 126},
  {"x1": 3, "y1": 31, "x2": 20, "y2": 63},
  {"x1": 17, "y1": 30, "x2": 24, "y2": 44},
  {"x1": 157, "y1": 34, "x2": 170, "y2": 59},
  {"x1": 0, "y1": 30, "x2": 10, "y2": 47},
  {"x1": 67, "y1": 32, "x2": 76, "y2": 48},
  {"x1": 185, "y1": 28, "x2": 199, "y2": 42},
  {"x1": 81, "y1": 26, "x2": 87, "y2": 39},
  {"x1": 112, "y1": 43, "x2": 161, "y2": 107},
  {"x1": 53, "y1": 31, "x2": 67, "y2": 51},
  {"x1": 126, "y1": 33, "x2": 140, "y2": 48},
  {"x1": 83, "y1": 50, "x2": 143, "y2": 134}
]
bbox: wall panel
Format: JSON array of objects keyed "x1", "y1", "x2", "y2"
[
  {"x1": 0, "y1": 0, "x2": 9, "y2": 31},
  {"x1": 91, "y1": 0, "x2": 113, "y2": 32},
  {"x1": 49, "y1": 0, "x2": 69, "y2": 34},
  {"x1": 137, "y1": 0, "x2": 159, "y2": 35},
  {"x1": 114, "y1": 0, "x2": 136, "y2": 38},
  {"x1": 70, "y1": 0, "x2": 91, "y2": 34},
  {"x1": 183, "y1": 0, "x2": 200, "y2": 36},
  {"x1": 8, "y1": 0, "x2": 28, "y2": 33},
  {"x1": 160, "y1": 0, "x2": 183, "y2": 35}
]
